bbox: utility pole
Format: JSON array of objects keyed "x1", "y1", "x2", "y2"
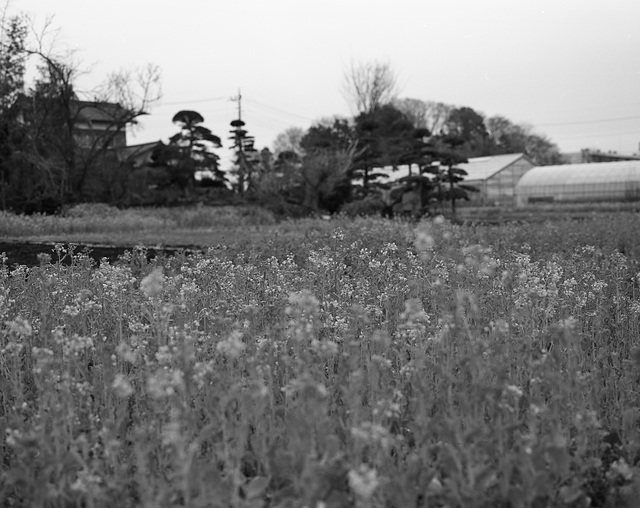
[
  {"x1": 229, "y1": 88, "x2": 256, "y2": 193},
  {"x1": 230, "y1": 88, "x2": 242, "y2": 121}
]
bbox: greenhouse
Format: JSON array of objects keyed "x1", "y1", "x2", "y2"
[{"x1": 515, "y1": 160, "x2": 640, "y2": 206}]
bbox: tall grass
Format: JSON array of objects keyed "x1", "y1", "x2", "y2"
[
  {"x1": 2, "y1": 216, "x2": 640, "y2": 507},
  {"x1": 0, "y1": 204, "x2": 277, "y2": 237}
]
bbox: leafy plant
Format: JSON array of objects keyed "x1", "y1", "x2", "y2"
[{"x1": 153, "y1": 110, "x2": 224, "y2": 195}]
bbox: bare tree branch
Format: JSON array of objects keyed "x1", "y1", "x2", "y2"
[
  {"x1": 342, "y1": 59, "x2": 399, "y2": 115},
  {"x1": 272, "y1": 126, "x2": 305, "y2": 157}
]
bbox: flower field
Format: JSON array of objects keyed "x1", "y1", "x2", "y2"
[{"x1": 2, "y1": 213, "x2": 640, "y2": 507}]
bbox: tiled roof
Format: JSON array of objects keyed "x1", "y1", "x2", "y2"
[{"x1": 112, "y1": 141, "x2": 162, "y2": 166}]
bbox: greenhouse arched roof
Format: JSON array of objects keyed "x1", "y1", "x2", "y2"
[{"x1": 515, "y1": 160, "x2": 640, "y2": 203}]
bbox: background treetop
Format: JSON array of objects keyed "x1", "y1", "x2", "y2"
[{"x1": 342, "y1": 59, "x2": 399, "y2": 115}]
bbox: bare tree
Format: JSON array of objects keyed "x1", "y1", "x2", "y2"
[
  {"x1": 486, "y1": 115, "x2": 562, "y2": 165},
  {"x1": 97, "y1": 63, "x2": 162, "y2": 129},
  {"x1": 5, "y1": 15, "x2": 163, "y2": 208},
  {"x1": 272, "y1": 126, "x2": 305, "y2": 157},
  {"x1": 391, "y1": 97, "x2": 429, "y2": 129},
  {"x1": 391, "y1": 98, "x2": 453, "y2": 135},
  {"x1": 342, "y1": 59, "x2": 399, "y2": 115},
  {"x1": 423, "y1": 101, "x2": 453, "y2": 135}
]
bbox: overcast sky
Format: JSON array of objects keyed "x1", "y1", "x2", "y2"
[{"x1": 11, "y1": 0, "x2": 640, "y2": 167}]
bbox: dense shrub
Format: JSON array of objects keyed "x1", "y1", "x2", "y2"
[{"x1": 340, "y1": 195, "x2": 385, "y2": 217}]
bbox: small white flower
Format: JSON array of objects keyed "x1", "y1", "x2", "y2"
[
  {"x1": 140, "y1": 268, "x2": 164, "y2": 298},
  {"x1": 609, "y1": 458, "x2": 633, "y2": 481},
  {"x1": 348, "y1": 465, "x2": 379, "y2": 499},
  {"x1": 216, "y1": 330, "x2": 246, "y2": 358},
  {"x1": 505, "y1": 384, "x2": 523, "y2": 398},
  {"x1": 5, "y1": 317, "x2": 32, "y2": 336},
  {"x1": 112, "y1": 374, "x2": 134, "y2": 398}
]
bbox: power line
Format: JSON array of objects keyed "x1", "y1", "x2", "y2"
[
  {"x1": 248, "y1": 91, "x2": 321, "y2": 119},
  {"x1": 157, "y1": 95, "x2": 231, "y2": 107},
  {"x1": 244, "y1": 97, "x2": 315, "y2": 122},
  {"x1": 549, "y1": 127, "x2": 640, "y2": 140},
  {"x1": 537, "y1": 114, "x2": 640, "y2": 127},
  {"x1": 245, "y1": 111, "x2": 301, "y2": 130},
  {"x1": 243, "y1": 105, "x2": 306, "y2": 125}
]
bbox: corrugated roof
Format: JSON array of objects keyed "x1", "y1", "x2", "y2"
[{"x1": 458, "y1": 153, "x2": 526, "y2": 181}]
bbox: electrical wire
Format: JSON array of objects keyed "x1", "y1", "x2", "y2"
[
  {"x1": 244, "y1": 97, "x2": 316, "y2": 122},
  {"x1": 549, "y1": 127, "x2": 640, "y2": 140},
  {"x1": 536, "y1": 114, "x2": 640, "y2": 127},
  {"x1": 242, "y1": 107, "x2": 306, "y2": 129},
  {"x1": 247, "y1": 91, "x2": 321, "y2": 119},
  {"x1": 156, "y1": 95, "x2": 231, "y2": 107}
]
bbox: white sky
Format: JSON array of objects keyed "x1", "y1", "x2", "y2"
[{"x1": 11, "y1": 0, "x2": 640, "y2": 169}]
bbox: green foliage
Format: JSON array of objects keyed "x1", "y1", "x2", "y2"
[
  {"x1": 486, "y1": 115, "x2": 563, "y2": 166},
  {"x1": 300, "y1": 116, "x2": 356, "y2": 153},
  {"x1": 153, "y1": 110, "x2": 224, "y2": 194},
  {"x1": 272, "y1": 126, "x2": 305, "y2": 158},
  {"x1": 228, "y1": 117, "x2": 259, "y2": 193},
  {"x1": 440, "y1": 106, "x2": 491, "y2": 157},
  {"x1": 2, "y1": 215, "x2": 640, "y2": 506},
  {"x1": 0, "y1": 12, "x2": 27, "y2": 113},
  {"x1": 260, "y1": 124, "x2": 357, "y2": 215},
  {"x1": 340, "y1": 194, "x2": 385, "y2": 217},
  {"x1": 352, "y1": 103, "x2": 416, "y2": 189},
  {"x1": 0, "y1": 204, "x2": 276, "y2": 240},
  {"x1": 0, "y1": 13, "x2": 29, "y2": 210}
]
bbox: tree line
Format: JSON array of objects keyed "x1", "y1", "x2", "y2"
[
  {"x1": 0, "y1": 11, "x2": 160, "y2": 213},
  {"x1": 1, "y1": 9, "x2": 562, "y2": 217},
  {"x1": 236, "y1": 61, "x2": 563, "y2": 217}
]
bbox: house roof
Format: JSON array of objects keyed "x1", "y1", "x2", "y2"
[
  {"x1": 112, "y1": 141, "x2": 163, "y2": 167},
  {"x1": 72, "y1": 100, "x2": 131, "y2": 124},
  {"x1": 458, "y1": 153, "x2": 527, "y2": 181}
]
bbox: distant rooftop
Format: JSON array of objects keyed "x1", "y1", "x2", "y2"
[
  {"x1": 71, "y1": 100, "x2": 132, "y2": 124},
  {"x1": 112, "y1": 141, "x2": 162, "y2": 167},
  {"x1": 562, "y1": 149, "x2": 640, "y2": 164}
]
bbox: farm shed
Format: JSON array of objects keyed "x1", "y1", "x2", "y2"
[
  {"x1": 515, "y1": 161, "x2": 640, "y2": 206},
  {"x1": 458, "y1": 153, "x2": 535, "y2": 205}
]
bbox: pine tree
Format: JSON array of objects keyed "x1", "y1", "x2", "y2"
[{"x1": 153, "y1": 110, "x2": 223, "y2": 196}]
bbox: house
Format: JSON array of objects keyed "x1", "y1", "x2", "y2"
[
  {"x1": 112, "y1": 140, "x2": 163, "y2": 168},
  {"x1": 561, "y1": 148, "x2": 640, "y2": 164},
  {"x1": 71, "y1": 100, "x2": 132, "y2": 149}
]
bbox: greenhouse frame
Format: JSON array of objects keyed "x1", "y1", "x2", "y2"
[
  {"x1": 374, "y1": 153, "x2": 534, "y2": 206},
  {"x1": 515, "y1": 160, "x2": 640, "y2": 206},
  {"x1": 458, "y1": 153, "x2": 534, "y2": 206}
]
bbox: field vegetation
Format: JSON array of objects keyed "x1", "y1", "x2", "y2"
[
  {"x1": 2, "y1": 210, "x2": 640, "y2": 506},
  {"x1": 0, "y1": 205, "x2": 281, "y2": 247}
]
